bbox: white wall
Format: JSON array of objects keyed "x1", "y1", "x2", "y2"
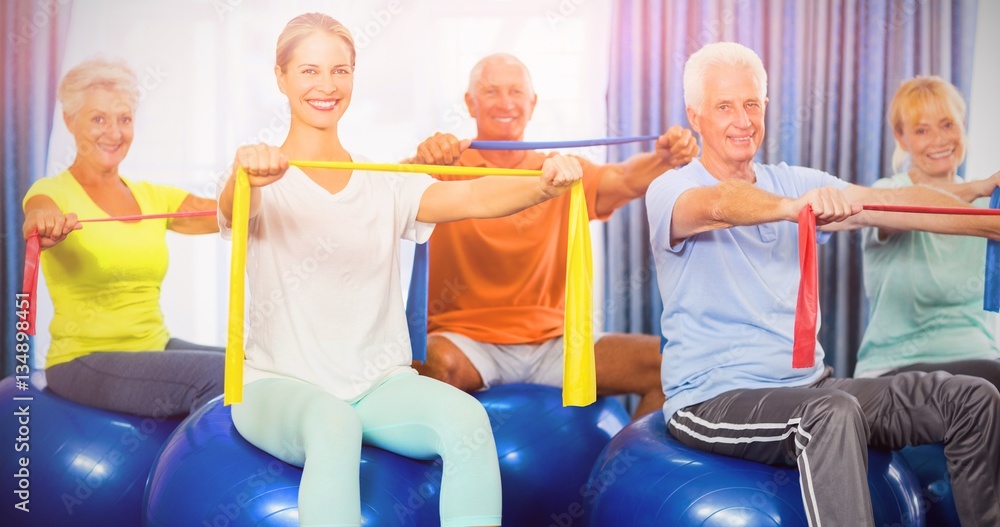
[{"x1": 966, "y1": 0, "x2": 1000, "y2": 181}]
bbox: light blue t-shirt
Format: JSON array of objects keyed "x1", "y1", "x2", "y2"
[
  {"x1": 647, "y1": 159, "x2": 850, "y2": 419},
  {"x1": 855, "y1": 173, "x2": 998, "y2": 377}
]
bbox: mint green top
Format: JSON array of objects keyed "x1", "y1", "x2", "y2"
[{"x1": 855, "y1": 173, "x2": 999, "y2": 377}]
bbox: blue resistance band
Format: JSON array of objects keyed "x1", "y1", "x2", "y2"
[
  {"x1": 406, "y1": 241, "x2": 430, "y2": 362},
  {"x1": 469, "y1": 135, "x2": 660, "y2": 150},
  {"x1": 985, "y1": 187, "x2": 1000, "y2": 312}
]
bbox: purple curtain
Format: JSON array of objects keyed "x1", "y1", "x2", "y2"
[{"x1": 2, "y1": 0, "x2": 73, "y2": 376}]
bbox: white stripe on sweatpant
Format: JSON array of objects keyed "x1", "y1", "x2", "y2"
[
  {"x1": 670, "y1": 412, "x2": 821, "y2": 527},
  {"x1": 674, "y1": 409, "x2": 802, "y2": 431},
  {"x1": 798, "y1": 446, "x2": 820, "y2": 527}
]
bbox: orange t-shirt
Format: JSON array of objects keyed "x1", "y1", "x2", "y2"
[{"x1": 426, "y1": 149, "x2": 610, "y2": 344}]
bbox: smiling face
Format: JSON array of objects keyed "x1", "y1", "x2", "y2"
[
  {"x1": 687, "y1": 65, "x2": 766, "y2": 170},
  {"x1": 64, "y1": 87, "x2": 134, "y2": 170},
  {"x1": 276, "y1": 30, "x2": 354, "y2": 131},
  {"x1": 894, "y1": 105, "x2": 966, "y2": 179},
  {"x1": 465, "y1": 60, "x2": 537, "y2": 141}
]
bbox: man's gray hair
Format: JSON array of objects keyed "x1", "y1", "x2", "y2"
[
  {"x1": 467, "y1": 53, "x2": 535, "y2": 96},
  {"x1": 683, "y1": 42, "x2": 767, "y2": 111}
]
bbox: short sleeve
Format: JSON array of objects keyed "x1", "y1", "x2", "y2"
[
  {"x1": 785, "y1": 164, "x2": 850, "y2": 193},
  {"x1": 127, "y1": 180, "x2": 190, "y2": 231},
  {"x1": 22, "y1": 176, "x2": 67, "y2": 212},
  {"x1": 645, "y1": 169, "x2": 704, "y2": 253},
  {"x1": 216, "y1": 180, "x2": 260, "y2": 242},
  {"x1": 394, "y1": 172, "x2": 436, "y2": 243},
  {"x1": 217, "y1": 174, "x2": 233, "y2": 240},
  {"x1": 154, "y1": 183, "x2": 189, "y2": 213}
]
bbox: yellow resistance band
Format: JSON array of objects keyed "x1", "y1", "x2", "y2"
[
  {"x1": 224, "y1": 161, "x2": 596, "y2": 407},
  {"x1": 562, "y1": 181, "x2": 596, "y2": 406},
  {"x1": 224, "y1": 169, "x2": 250, "y2": 405}
]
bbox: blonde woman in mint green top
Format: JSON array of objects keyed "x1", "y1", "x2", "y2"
[{"x1": 855, "y1": 76, "x2": 1000, "y2": 387}]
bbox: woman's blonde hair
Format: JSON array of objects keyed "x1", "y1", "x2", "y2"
[
  {"x1": 276, "y1": 13, "x2": 356, "y2": 72},
  {"x1": 888, "y1": 76, "x2": 967, "y2": 172},
  {"x1": 57, "y1": 57, "x2": 139, "y2": 117}
]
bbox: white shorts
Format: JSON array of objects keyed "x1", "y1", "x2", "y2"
[{"x1": 435, "y1": 331, "x2": 606, "y2": 389}]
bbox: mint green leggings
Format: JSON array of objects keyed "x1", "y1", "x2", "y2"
[{"x1": 231, "y1": 372, "x2": 502, "y2": 527}]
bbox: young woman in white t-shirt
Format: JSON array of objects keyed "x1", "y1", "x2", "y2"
[{"x1": 217, "y1": 12, "x2": 582, "y2": 527}]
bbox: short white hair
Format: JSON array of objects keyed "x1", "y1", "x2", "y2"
[
  {"x1": 58, "y1": 57, "x2": 139, "y2": 117},
  {"x1": 467, "y1": 53, "x2": 535, "y2": 96},
  {"x1": 683, "y1": 42, "x2": 767, "y2": 111}
]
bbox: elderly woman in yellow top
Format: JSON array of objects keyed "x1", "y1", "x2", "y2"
[{"x1": 21, "y1": 57, "x2": 223, "y2": 417}]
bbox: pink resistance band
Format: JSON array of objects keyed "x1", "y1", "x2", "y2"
[
  {"x1": 20, "y1": 210, "x2": 215, "y2": 335},
  {"x1": 792, "y1": 203, "x2": 1000, "y2": 369}
]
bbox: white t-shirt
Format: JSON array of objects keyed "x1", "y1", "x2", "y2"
[{"x1": 226, "y1": 160, "x2": 435, "y2": 402}]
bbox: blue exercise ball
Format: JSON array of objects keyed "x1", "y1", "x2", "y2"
[
  {"x1": 472, "y1": 383, "x2": 630, "y2": 527},
  {"x1": 0, "y1": 374, "x2": 183, "y2": 527},
  {"x1": 899, "y1": 443, "x2": 960, "y2": 527},
  {"x1": 584, "y1": 413, "x2": 925, "y2": 527},
  {"x1": 143, "y1": 396, "x2": 443, "y2": 526}
]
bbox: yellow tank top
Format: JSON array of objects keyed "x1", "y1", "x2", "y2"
[{"x1": 22, "y1": 170, "x2": 189, "y2": 367}]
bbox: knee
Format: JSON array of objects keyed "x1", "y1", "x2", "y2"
[
  {"x1": 190, "y1": 356, "x2": 227, "y2": 411},
  {"x1": 978, "y1": 363, "x2": 1000, "y2": 393},
  {"x1": 944, "y1": 374, "x2": 1000, "y2": 411},
  {"x1": 459, "y1": 395, "x2": 492, "y2": 430},
  {"x1": 445, "y1": 389, "x2": 492, "y2": 429},
  {"x1": 441, "y1": 394, "x2": 495, "y2": 451},
  {"x1": 421, "y1": 337, "x2": 474, "y2": 388},
  {"x1": 299, "y1": 397, "x2": 362, "y2": 446},
  {"x1": 804, "y1": 391, "x2": 865, "y2": 429}
]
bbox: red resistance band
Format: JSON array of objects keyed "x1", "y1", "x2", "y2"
[
  {"x1": 792, "y1": 203, "x2": 1000, "y2": 369},
  {"x1": 793, "y1": 206, "x2": 818, "y2": 369},
  {"x1": 20, "y1": 210, "x2": 215, "y2": 335}
]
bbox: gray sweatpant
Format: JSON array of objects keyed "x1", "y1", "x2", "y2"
[
  {"x1": 667, "y1": 368, "x2": 1000, "y2": 527},
  {"x1": 44, "y1": 337, "x2": 224, "y2": 417},
  {"x1": 886, "y1": 358, "x2": 1000, "y2": 391}
]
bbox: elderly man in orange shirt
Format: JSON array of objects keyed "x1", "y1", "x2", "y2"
[{"x1": 408, "y1": 53, "x2": 698, "y2": 418}]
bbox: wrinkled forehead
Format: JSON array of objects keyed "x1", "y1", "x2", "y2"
[
  {"x1": 79, "y1": 86, "x2": 135, "y2": 114},
  {"x1": 704, "y1": 66, "x2": 763, "y2": 103},
  {"x1": 476, "y1": 62, "x2": 532, "y2": 90}
]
